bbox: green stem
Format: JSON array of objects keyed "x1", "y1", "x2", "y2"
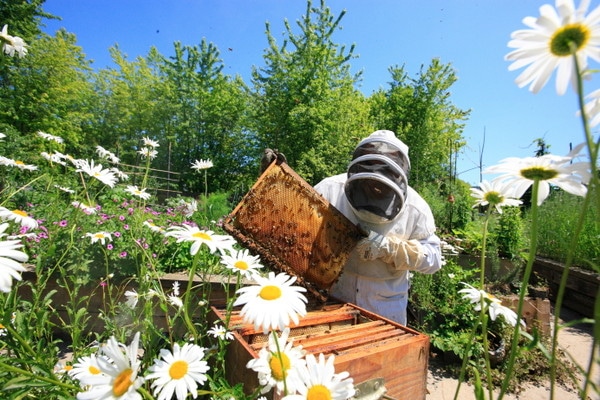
[
  {"x1": 0, "y1": 360, "x2": 79, "y2": 392},
  {"x1": 455, "y1": 207, "x2": 493, "y2": 399},
  {"x1": 453, "y1": 316, "x2": 482, "y2": 400},
  {"x1": 480, "y1": 208, "x2": 494, "y2": 398},
  {"x1": 550, "y1": 48, "x2": 600, "y2": 400},
  {"x1": 271, "y1": 329, "x2": 289, "y2": 395},
  {"x1": 498, "y1": 180, "x2": 540, "y2": 399}
]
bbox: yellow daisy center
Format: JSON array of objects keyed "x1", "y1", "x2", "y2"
[
  {"x1": 520, "y1": 166, "x2": 558, "y2": 181},
  {"x1": 15, "y1": 160, "x2": 24, "y2": 165},
  {"x1": 12, "y1": 209, "x2": 27, "y2": 217},
  {"x1": 483, "y1": 191, "x2": 503, "y2": 205},
  {"x1": 260, "y1": 285, "x2": 282, "y2": 300},
  {"x1": 550, "y1": 23, "x2": 590, "y2": 56},
  {"x1": 88, "y1": 365, "x2": 101, "y2": 374},
  {"x1": 234, "y1": 260, "x2": 249, "y2": 270},
  {"x1": 192, "y1": 232, "x2": 212, "y2": 240},
  {"x1": 307, "y1": 384, "x2": 332, "y2": 400},
  {"x1": 94, "y1": 233, "x2": 105, "y2": 239},
  {"x1": 0, "y1": 323, "x2": 5, "y2": 329},
  {"x1": 269, "y1": 352, "x2": 290, "y2": 381},
  {"x1": 64, "y1": 365, "x2": 73, "y2": 371},
  {"x1": 112, "y1": 368, "x2": 133, "y2": 396},
  {"x1": 169, "y1": 360, "x2": 189, "y2": 380}
]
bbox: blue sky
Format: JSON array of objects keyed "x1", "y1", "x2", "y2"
[{"x1": 41, "y1": 0, "x2": 595, "y2": 185}]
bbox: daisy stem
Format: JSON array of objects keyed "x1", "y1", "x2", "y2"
[
  {"x1": 0, "y1": 360, "x2": 79, "y2": 392},
  {"x1": 0, "y1": 173, "x2": 46, "y2": 207},
  {"x1": 498, "y1": 179, "x2": 540, "y2": 399},
  {"x1": 204, "y1": 169, "x2": 208, "y2": 199},
  {"x1": 271, "y1": 329, "x2": 289, "y2": 395},
  {"x1": 453, "y1": 314, "x2": 483, "y2": 400},
  {"x1": 549, "y1": 49, "x2": 600, "y2": 400},
  {"x1": 182, "y1": 250, "x2": 201, "y2": 339},
  {"x1": 453, "y1": 207, "x2": 493, "y2": 400},
  {"x1": 479, "y1": 207, "x2": 494, "y2": 399},
  {"x1": 138, "y1": 385, "x2": 154, "y2": 399}
]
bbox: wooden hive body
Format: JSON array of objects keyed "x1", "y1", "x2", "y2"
[{"x1": 211, "y1": 302, "x2": 429, "y2": 399}]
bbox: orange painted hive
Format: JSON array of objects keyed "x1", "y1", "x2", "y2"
[{"x1": 210, "y1": 303, "x2": 429, "y2": 399}]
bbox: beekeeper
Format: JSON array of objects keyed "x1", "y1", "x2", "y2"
[{"x1": 314, "y1": 130, "x2": 442, "y2": 326}]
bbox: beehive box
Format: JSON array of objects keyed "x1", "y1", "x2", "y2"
[
  {"x1": 210, "y1": 302, "x2": 430, "y2": 399},
  {"x1": 222, "y1": 160, "x2": 364, "y2": 301}
]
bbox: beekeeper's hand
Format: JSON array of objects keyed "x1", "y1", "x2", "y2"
[{"x1": 355, "y1": 230, "x2": 424, "y2": 270}]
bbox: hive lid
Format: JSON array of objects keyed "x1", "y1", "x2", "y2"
[{"x1": 223, "y1": 160, "x2": 364, "y2": 301}]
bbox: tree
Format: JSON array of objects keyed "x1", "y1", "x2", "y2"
[
  {"x1": 250, "y1": 0, "x2": 370, "y2": 184},
  {"x1": 154, "y1": 40, "x2": 253, "y2": 194},
  {"x1": 0, "y1": 29, "x2": 94, "y2": 158},
  {"x1": 368, "y1": 59, "x2": 470, "y2": 189}
]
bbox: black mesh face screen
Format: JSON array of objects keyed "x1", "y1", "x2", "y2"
[
  {"x1": 352, "y1": 140, "x2": 410, "y2": 176},
  {"x1": 345, "y1": 176, "x2": 404, "y2": 220},
  {"x1": 345, "y1": 154, "x2": 408, "y2": 221}
]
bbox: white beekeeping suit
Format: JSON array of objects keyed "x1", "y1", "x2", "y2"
[{"x1": 314, "y1": 130, "x2": 442, "y2": 325}]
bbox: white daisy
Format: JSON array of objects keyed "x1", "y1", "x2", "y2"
[
  {"x1": 72, "y1": 201, "x2": 97, "y2": 215},
  {"x1": 138, "y1": 147, "x2": 158, "y2": 160},
  {"x1": 176, "y1": 199, "x2": 197, "y2": 218},
  {"x1": 124, "y1": 185, "x2": 151, "y2": 201},
  {"x1": 172, "y1": 281, "x2": 180, "y2": 297},
  {"x1": 54, "y1": 184, "x2": 75, "y2": 194},
  {"x1": 143, "y1": 221, "x2": 164, "y2": 233},
  {"x1": 69, "y1": 354, "x2": 106, "y2": 386},
  {"x1": 164, "y1": 225, "x2": 236, "y2": 255},
  {"x1": 85, "y1": 232, "x2": 112, "y2": 245},
  {"x1": 142, "y1": 137, "x2": 160, "y2": 149},
  {"x1": 168, "y1": 295, "x2": 183, "y2": 309},
  {"x1": 0, "y1": 207, "x2": 38, "y2": 229},
  {"x1": 484, "y1": 151, "x2": 590, "y2": 205},
  {"x1": 96, "y1": 146, "x2": 120, "y2": 164},
  {"x1": 0, "y1": 223, "x2": 28, "y2": 293},
  {"x1": 246, "y1": 327, "x2": 306, "y2": 395},
  {"x1": 0, "y1": 133, "x2": 5, "y2": 140},
  {"x1": 124, "y1": 289, "x2": 139, "y2": 309},
  {"x1": 0, "y1": 24, "x2": 28, "y2": 58},
  {"x1": 12, "y1": 160, "x2": 38, "y2": 171},
  {"x1": 191, "y1": 159, "x2": 213, "y2": 171},
  {"x1": 583, "y1": 87, "x2": 600, "y2": 127},
  {"x1": 220, "y1": 248, "x2": 264, "y2": 279},
  {"x1": 37, "y1": 131, "x2": 64, "y2": 143},
  {"x1": 110, "y1": 167, "x2": 128, "y2": 180},
  {"x1": 76, "y1": 159, "x2": 118, "y2": 188},
  {"x1": 458, "y1": 283, "x2": 525, "y2": 327},
  {"x1": 76, "y1": 332, "x2": 144, "y2": 400},
  {"x1": 233, "y1": 271, "x2": 308, "y2": 334},
  {"x1": 287, "y1": 353, "x2": 355, "y2": 400},
  {"x1": 505, "y1": 0, "x2": 600, "y2": 95},
  {"x1": 470, "y1": 180, "x2": 523, "y2": 213},
  {"x1": 207, "y1": 324, "x2": 234, "y2": 341},
  {"x1": 41, "y1": 151, "x2": 68, "y2": 166},
  {"x1": 146, "y1": 342, "x2": 209, "y2": 400}
]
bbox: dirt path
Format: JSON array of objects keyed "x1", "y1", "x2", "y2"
[{"x1": 425, "y1": 307, "x2": 599, "y2": 400}]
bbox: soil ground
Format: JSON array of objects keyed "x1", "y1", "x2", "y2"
[{"x1": 425, "y1": 306, "x2": 599, "y2": 400}]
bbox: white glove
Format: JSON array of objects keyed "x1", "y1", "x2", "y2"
[{"x1": 355, "y1": 230, "x2": 425, "y2": 270}]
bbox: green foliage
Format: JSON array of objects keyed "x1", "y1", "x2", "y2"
[
  {"x1": 419, "y1": 179, "x2": 474, "y2": 234},
  {"x1": 495, "y1": 206, "x2": 526, "y2": 260},
  {"x1": 250, "y1": 0, "x2": 370, "y2": 184},
  {"x1": 535, "y1": 187, "x2": 599, "y2": 271},
  {"x1": 368, "y1": 59, "x2": 470, "y2": 187}
]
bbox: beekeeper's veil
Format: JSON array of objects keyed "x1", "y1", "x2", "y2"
[{"x1": 344, "y1": 130, "x2": 410, "y2": 224}]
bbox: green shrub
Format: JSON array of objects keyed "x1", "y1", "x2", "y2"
[{"x1": 535, "y1": 188, "x2": 599, "y2": 271}]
